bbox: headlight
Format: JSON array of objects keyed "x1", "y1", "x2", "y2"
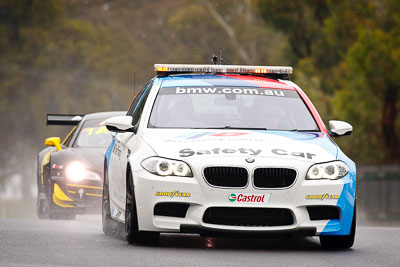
[
  {"x1": 306, "y1": 161, "x2": 349, "y2": 180},
  {"x1": 141, "y1": 157, "x2": 193, "y2": 177},
  {"x1": 65, "y1": 161, "x2": 87, "y2": 182}
]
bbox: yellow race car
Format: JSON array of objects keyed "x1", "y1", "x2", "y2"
[{"x1": 37, "y1": 111, "x2": 125, "y2": 220}]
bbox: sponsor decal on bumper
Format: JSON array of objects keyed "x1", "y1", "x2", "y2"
[
  {"x1": 155, "y1": 190, "x2": 191, "y2": 198},
  {"x1": 228, "y1": 193, "x2": 270, "y2": 203},
  {"x1": 306, "y1": 193, "x2": 339, "y2": 200}
]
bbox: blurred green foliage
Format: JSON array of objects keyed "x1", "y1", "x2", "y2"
[{"x1": 257, "y1": 0, "x2": 400, "y2": 164}]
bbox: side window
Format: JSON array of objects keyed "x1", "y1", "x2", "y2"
[{"x1": 127, "y1": 81, "x2": 153, "y2": 126}]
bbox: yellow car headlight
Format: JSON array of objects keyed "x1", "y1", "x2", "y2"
[{"x1": 65, "y1": 161, "x2": 87, "y2": 182}]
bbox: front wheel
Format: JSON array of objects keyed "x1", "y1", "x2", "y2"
[
  {"x1": 102, "y1": 164, "x2": 121, "y2": 235},
  {"x1": 125, "y1": 169, "x2": 159, "y2": 245},
  {"x1": 36, "y1": 193, "x2": 49, "y2": 219},
  {"x1": 320, "y1": 205, "x2": 356, "y2": 250}
]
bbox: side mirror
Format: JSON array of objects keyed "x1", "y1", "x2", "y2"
[
  {"x1": 45, "y1": 137, "x2": 62, "y2": 151},
  {"x1": 329, "y1": 120, "x2": 353, "y2": 137},
  {"x1": 105, "y1": 116, "x2": 137, "y2": 133}
]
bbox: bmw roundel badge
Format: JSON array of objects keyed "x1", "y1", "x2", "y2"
[{"x1": 246, "y1": 157, "x2": 255, "y2": 163}]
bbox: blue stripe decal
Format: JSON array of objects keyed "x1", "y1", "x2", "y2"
[
  {"x1": 321, "y1": 149, "x2": 356, "y2": 235},
  {"x1": 186, "y1": 132, "x2": 214, "y2": 139},
  {"x1": 105, "y1": 135, "x2": 116, "y2": 168},
  {"x1": 175, "y1": 132, "x2": 198, "y2": 139}
]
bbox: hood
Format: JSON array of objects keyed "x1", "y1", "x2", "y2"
[{"x1": 142, "y1": 130, "x2": 338, "y2": 163}]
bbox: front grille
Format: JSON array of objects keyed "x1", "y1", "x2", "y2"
[
  {"x1": 307, "y1": 206, "x2": 340, "y2": 221},
  {"x1": 203, "y1": 167, "x2": 248, "y2": 187},
  {"x1": 203, "y1": 207, "x2": 294, "y2": 226},
  {"x1": 154, "y1": 203, "x2": 190, "y2": 218},
  {"x1": 253, "y1": 168, "x2": 297, "y2": 188}
]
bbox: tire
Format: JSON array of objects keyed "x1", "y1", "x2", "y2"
[
  {"x1": 320, "y1": 204, "x2": 356, "y2": 250},
  {"x1": 102, "y1": 163, "x2": 121, "y2": 235},
  {"x1": 37, "y1": 157, "x2": 49, "y2": 219},
  {"x1": 36, "y1": 194, "x2": 49, "y2": 219},
  {"x1": 36, "y1": 157, "x2": 42, "y2": 194},
  {"x1": 125, "y1": 168, "x2": 159, "y2": 245}
]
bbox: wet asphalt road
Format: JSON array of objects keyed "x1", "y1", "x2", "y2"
[{"x1": 0, "y1": 215, "x2": 399, "y2": 267}]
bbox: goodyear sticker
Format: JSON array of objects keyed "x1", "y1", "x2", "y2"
[
  {"x1": 155, "y1": 190, "x2": 191, "y2": 198},
  {"x1": 306, "y1": 193, "x2": 339, "y2": 200}
]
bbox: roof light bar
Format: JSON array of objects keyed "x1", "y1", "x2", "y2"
[{"x1": 154, "y1": 64, "x2": 293, "y2": 75}]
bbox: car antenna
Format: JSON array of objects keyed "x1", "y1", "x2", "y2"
[{"x1": 211, "y1": 48, "x2": 230, "y2": 65}]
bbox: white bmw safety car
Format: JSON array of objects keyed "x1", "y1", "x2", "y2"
[{"x1": 103, "y1": 64, "x2": 356, "y2": 249}]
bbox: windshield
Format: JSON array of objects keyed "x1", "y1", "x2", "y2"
[
  {"x1": 74, "y1": 119, "x2": 113, "y2": 148},
  {"x1": 149, "y1": 86, "x2": 319, "y2": 131}
]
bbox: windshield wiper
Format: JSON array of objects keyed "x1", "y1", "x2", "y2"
[
  {"x1": 194, "y1": 126, "x2": 268, "y2": 130},
  {"x1": 189, "y1": 127, "x2": 320, "y2": 132},
  {"x1": 289, "y1": 129, "x2": 320, "y2": 132}
]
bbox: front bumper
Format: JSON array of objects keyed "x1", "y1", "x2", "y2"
[{"x1": 131, "y1": 157, "x2": 355, "y2": 236}]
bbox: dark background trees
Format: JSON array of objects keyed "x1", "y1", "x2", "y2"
[{"x1": 257, "y1": 0, "x2": 400, "y2": 163}]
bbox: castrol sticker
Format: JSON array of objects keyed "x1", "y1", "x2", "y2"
[{"x1": 228, "y1": 193, "x2": 270, "y2": 203}]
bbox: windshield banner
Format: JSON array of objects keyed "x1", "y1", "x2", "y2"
[{"x1": 159, "y1": 87, "x2": 298, "y2": 98}]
